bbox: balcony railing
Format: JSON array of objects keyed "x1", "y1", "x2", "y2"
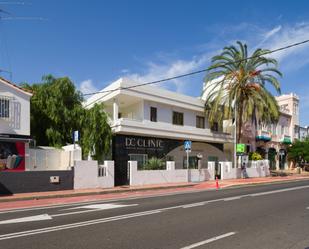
[{"x1": 256, "y1": 130, "x2": 272, "y2": 141}]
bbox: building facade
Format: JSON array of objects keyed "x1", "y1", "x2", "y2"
[
  {"x1": 0, "y1": 77, "x2": 32, "y2": 171},
  {"x1": 295, "y1": 125, "x2": 308, "y2": 141},
  {"x1": 85, "y1": 78, "x2": 234, "y2": 185},
  {"x1": 238, "y1": 93, "x2": 300, "y2": 170}
]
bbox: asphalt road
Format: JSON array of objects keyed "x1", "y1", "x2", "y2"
[{"x1": 0, "y1": 180, "x2": 309, "y2": 249}]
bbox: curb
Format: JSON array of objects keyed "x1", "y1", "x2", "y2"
[{"x1": 0, "y1": 183, "x2": 197, "y2": 203}]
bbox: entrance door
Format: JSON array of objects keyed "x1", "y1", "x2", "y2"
[
  {"x1": 268, "y1": 148, "x2": 277, "y2": 170},
  {"x1": 279, "y1": 149, "x2": 286, "y2": 170},
  {"x1": 115, "y1": 162, "x2": 129, "y2": 186}
]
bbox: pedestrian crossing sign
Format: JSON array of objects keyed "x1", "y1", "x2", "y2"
[{"x1": 184, "y1": 140, "x2": 192, "y2": 151}]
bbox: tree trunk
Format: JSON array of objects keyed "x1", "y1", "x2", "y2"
[{"x1": 237, "y1": 101, "x2": 243, "y2": 144}]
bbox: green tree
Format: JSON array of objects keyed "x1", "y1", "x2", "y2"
[
  {"x1": 22, "y1": 75, "x2": 84, "y2": 147},
  {"x1": 81, "y1": 103, "x2": 112, "y2": 162},
  {"x1": 22, "y1": 75, "x2": 112, "y2": 161},
  {"x1": 288, "y1": 138, "x2": 309, "y2": 166},
  {"x1": 203, "y1": 41, "x2": 282, "y2": 143}
]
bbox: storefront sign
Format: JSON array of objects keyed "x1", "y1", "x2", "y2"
[
  {"x1": 125, "y1": 137, "x2": 164, "y2": 149},
  {"x1": 236, "y1": 143, "x2": 246, "y2": 153}
]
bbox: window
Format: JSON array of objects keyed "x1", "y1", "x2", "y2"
[
  {"x1": 129, "y1": 154, "x2": 148, "y2": 170},
  {"x1": 150, "y1": 107, "x2": 157, "y2": 122},
  {"x1": 172, "y1": 111, "x2": 183, "y2": 126},
  {"x1": 293, "y1": 103, "x2": 298, "y2": 115},
  {"x1": 196, "y1": 116, "x2": 205, "y2": 129},
  {"x1": 0, "y1": 98, "x2": 9, "y2": 118},
  {"x1": 211, "y1": 122, "x2": 219, "y2": 132}
]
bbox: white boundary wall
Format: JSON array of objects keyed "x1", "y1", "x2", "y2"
[
  {"x1": 220, "y1": 160, "x2": 270, "y2": 180},
  {"x1": 27, "y1": 145, "x2": 82, "y2": 171},
  {"x1": 74, "y1": 160, "x2": 114, "y2": 189},
  {"x1": 128, "y1": 161, "x2": 215, "y2": 186}
]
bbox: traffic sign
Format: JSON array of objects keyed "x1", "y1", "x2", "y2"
[
  {"x1": 73, "y1": 130, "x2": 79, "y2": 142},
  {"x1": 184, "y1": 140, "x2": 192, "y2": 151}
]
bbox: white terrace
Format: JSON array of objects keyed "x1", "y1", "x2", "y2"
[{"x1": 85, "y1": 78, "x2": 233, "y2": 144}]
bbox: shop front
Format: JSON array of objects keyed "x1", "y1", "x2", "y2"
[
  {"x1": 112, "y1": 134, "x2": 226, "y2": 186},
  {"x1": 0, "y1": 135, "x2": 30, "y2": 172}
]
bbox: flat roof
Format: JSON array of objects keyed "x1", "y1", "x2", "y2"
[{"x1": 84, "y1": 78, "x2": 205, "y2": 111}]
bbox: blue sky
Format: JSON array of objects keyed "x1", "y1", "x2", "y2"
[{"x1": 1, "y1": 0, "x2": 309, "y2": 125}]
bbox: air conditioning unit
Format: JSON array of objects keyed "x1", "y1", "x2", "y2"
[{"x1": 50, "y1": 176, "x2": 60, "y2": 183}]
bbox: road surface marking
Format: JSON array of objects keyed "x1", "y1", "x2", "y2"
[
  {"x1": 0, "y1": 203, "x2": 138, "y2": 224},
  {"x1": 0, "y1": 182, "x2": 307, "y2": 239},
  {"x1": 182, "y1": 199, "x2": 221, "y2": 209},
  {"x1": 249, "y1": 185, "x2": 309, "y2": 197},
  {"x1": 0, "y1": 210, "x2": 161, "y2": 241},
  {"x1": 2, "y1": 185, "x2": 308, "y2": 225},
  {"x1": 306, "y1": 207, "x2": 309, "y2": 209},
  {"x1": 182, "y1": 203, "x2": 205, "y2": 208},
  {"x1": 1, "y1": 182, "x2": 308, "y2": 214},
  {"x1": 0, "y1": 189, "x2": 209, "y2": 214},
  {"x1": 180, "y1": 232, "x2": 236, "y2": 249},
  {"x1": 223, "y1": 196, "x2": 245, "y2": 201},
  {"x1": 0, "y1": 214, "x2": 52, "y2": 225},
  {"x1": 62, "y1": 203, "x2": 138, "y2": 211}
]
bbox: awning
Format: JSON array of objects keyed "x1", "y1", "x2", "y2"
[
  {"x1": 256, "y1": 135, "x2": 271, "y2": 142},
  {"x1": 282, "y1": 137, "x2": 292, "y2": 144},
  {"x1": 0, "y1": 134, "x2": 32, "y2": 143}
]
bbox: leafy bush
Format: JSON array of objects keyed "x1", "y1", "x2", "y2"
[
  {"x1": 143, "y1": 157, "x2": 165, "y2": 170},
  {"x1": 288, "y1": 138, "x2": 309, "y2": 167},
  {"x1": 249, "y1": 152, "x2": 263, "y2": 161}
]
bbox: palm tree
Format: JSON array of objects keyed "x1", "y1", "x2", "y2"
[{"x1": 203, "y1": 41, "x2": 282, "y2": 143}]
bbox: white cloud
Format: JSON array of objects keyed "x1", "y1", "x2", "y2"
[
  {"x1": 257, "y1": 23, "x2": 309, "y2": 70},
  {"x1": 119, "y1": 22, "x2": 309, "y2": 107},
  {"x1": 126, "y1": 58, "x2": 200, "y2": 93},
  {"x1": 260, "y1": 25, "x2": 282, "y2": 43},
  {"x1": 79, "y1": 79, "x2": 98, "y2": 95},
  {"x1": 120, "y1": 69, "x2": 130, "y2": 74},
  {"x1": 124, "y1": 51, "x2": 218, "y2": 95}
]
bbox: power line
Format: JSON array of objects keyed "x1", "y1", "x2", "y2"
[{"x1": 82, "y1": 38, "x2": 309, "y2": 99}]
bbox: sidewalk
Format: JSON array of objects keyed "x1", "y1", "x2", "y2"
[{"x1": 0, "y1": 174, "x2": 308, "y2": 211}]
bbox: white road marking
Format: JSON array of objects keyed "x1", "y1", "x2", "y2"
[
  {"x1": 0, "y1": 188, "x2": 207, "y2": 214},
  {"x1": 62, "y1": 203, "x2": 137, "y2": 211},
  {"x1": 249, "y1": 185, "x2": 309, "y2": 197},
  {"x1": 1, "y1": 182, "x2": 308, "y2": 214},
  {"x1": 0, "y1": 210, "x2": 161, "y2": 241},
  {"x1": 0, "y1": 203, "x2": 138, "y2": 223},
  {"x1": 182, "y1": 203, "x2": 205, "y2": 208},
  {"x1": 306, "y1": 207, "x2": 309, "y2": 210},
  {"x1": 180, "y1": 232, "x2": 236, "y2": 249},
  {"x1": 0, "y1": 214, "x2": 52, "y2": 225},
  {"x1": 223, "y1": 196, "x2": 245, "y2": 201}
]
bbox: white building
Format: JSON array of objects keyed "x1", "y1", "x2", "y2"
[
  {"x1": 85, "y1": 78, "x2": 234, "y2": 185},
  {"x1": 296, "y1": 125, "x2": 308, "y2": 141},
  {"x1": 0, "y1": 77, "x2": 32, "y2": 171}
]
